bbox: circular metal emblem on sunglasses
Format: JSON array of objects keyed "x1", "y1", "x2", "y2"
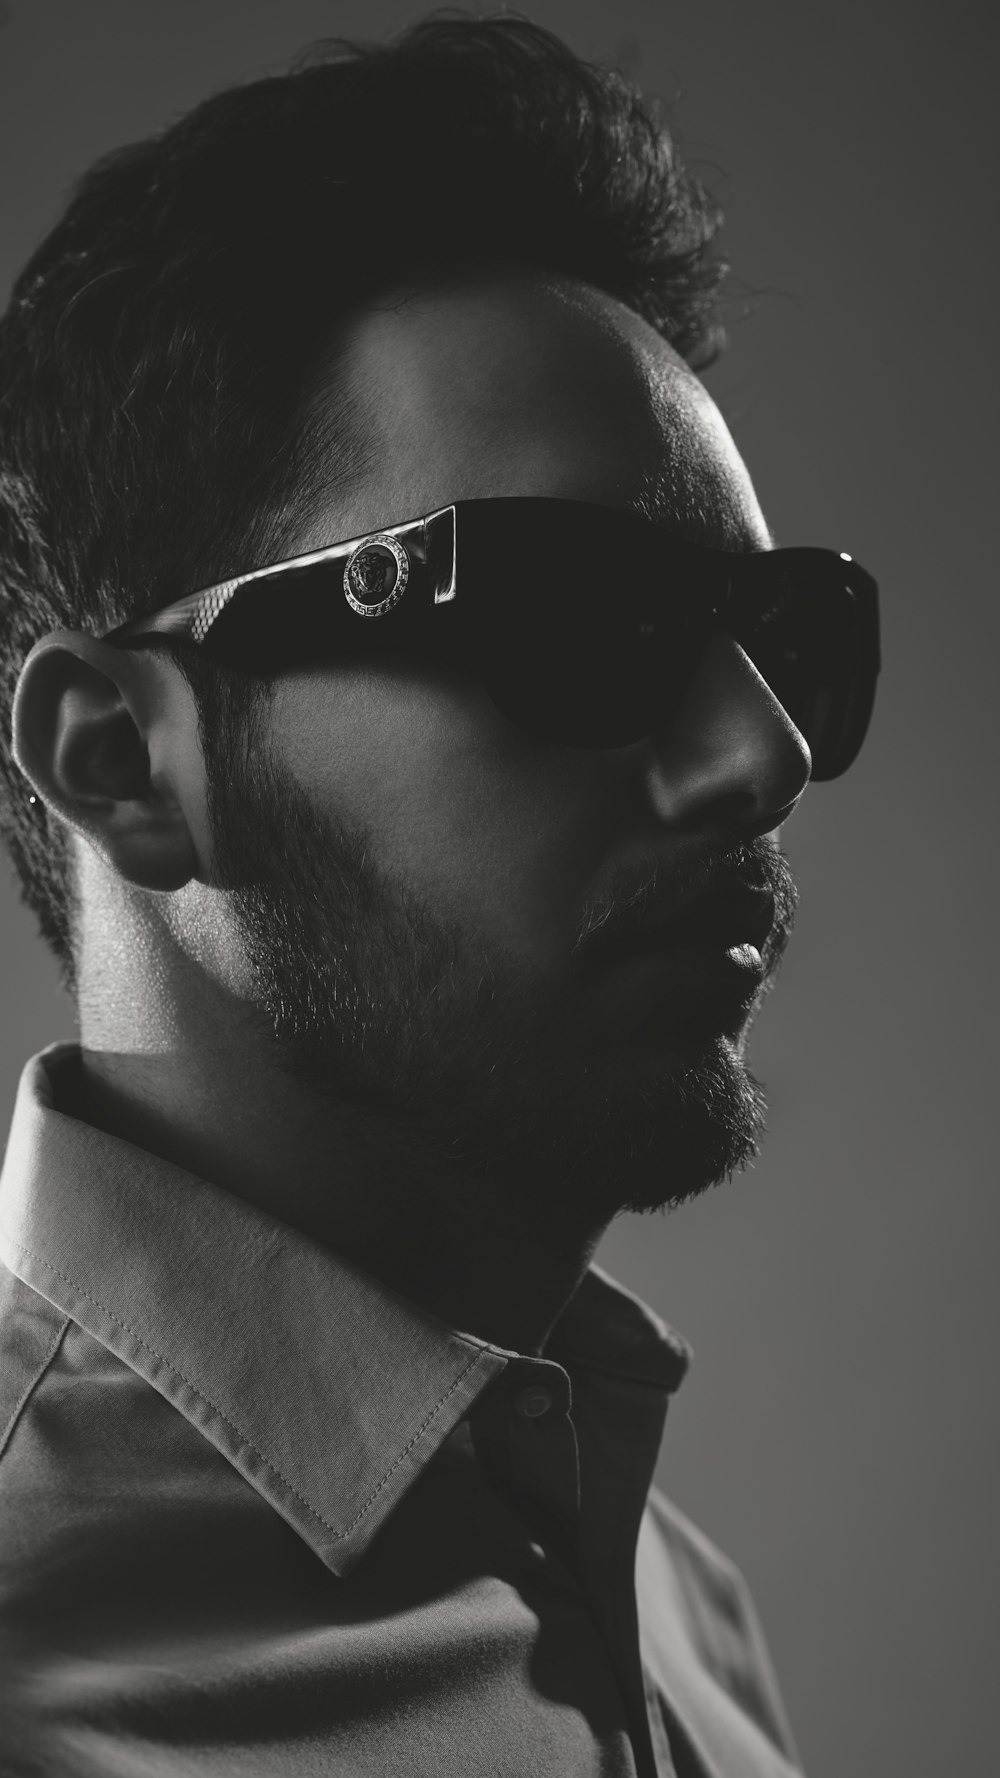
[{"x1": 343, "y1": 534, "x2": 409, "y2": 617}]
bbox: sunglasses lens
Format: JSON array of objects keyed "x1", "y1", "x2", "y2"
[
  {"x1": 481, "y1": 628, "x2": 699, "y2": 747},
  {"x1": 462, "y1": 501, "x2": 709, "y2": 746},
  {"x1": 731, "y1": 551, "x2": 878, "y2": 780},
  {"x1": 467, "y1": 517, "x2": 877, "y2": 772}
]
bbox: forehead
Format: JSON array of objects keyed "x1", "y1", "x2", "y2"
[{"x1": 297, "y1": 267, "x2": 770, "y2": 553}]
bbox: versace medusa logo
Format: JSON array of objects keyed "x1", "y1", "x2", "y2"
[{"x1": 343, "y1": 534, "x2": 410, "y2": 617}]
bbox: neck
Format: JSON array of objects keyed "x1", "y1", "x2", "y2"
[
  {"x1": 66, "y1": 1025, "x2": 600, "y2": 1361},
  {"x1": 68, "y1": 868, "x2": 604, "y2": 1356}
]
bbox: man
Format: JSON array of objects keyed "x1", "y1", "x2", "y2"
[{"x1": 0, "y1": 15, "x2": 879, "y2": 1777}]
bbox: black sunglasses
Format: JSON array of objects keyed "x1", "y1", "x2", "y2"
[{"x1": 101, "y1": 496, "x2": 881, "y2": 781}]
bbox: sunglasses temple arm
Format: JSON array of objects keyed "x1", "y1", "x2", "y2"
[
  {"x1": 101, "y1": 584, "x2": 239, "y2": 646},
  {"x1": 100, "y1": 509, "x2": 457, "y2": 647},
  {"x1": 100, "y1": 541, "x2": 364, "y2": 646}
]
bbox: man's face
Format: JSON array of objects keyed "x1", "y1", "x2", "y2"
[{"x1": 202, "y1": 269, "x2": 808, "y2": 1224}]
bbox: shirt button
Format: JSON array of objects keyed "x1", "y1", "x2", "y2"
[{"x1": 514, "y1": 1386, "x2": 553, "y2": 1419}]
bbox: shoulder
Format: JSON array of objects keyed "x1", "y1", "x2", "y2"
[
  {"x1": 642, "y1": 1483, "x2": 804, "y2": 1769},
  {"x1": 0, "y1": 1260, "x2": 270, "y2": 1623},
  {"x1": 0, "y1": 1262, "x2": 296, "y2": 1771},
  {"x1": 645, "y1": 1481, "x2": 750, "y2": 1603}
]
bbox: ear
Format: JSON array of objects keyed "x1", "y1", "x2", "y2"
[{"x1": 11, "y1": 630, "x2": 201, "y2": 892}]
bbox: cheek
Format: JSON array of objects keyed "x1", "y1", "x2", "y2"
[{"x1": 270, "y1": 665, "x2": 623, "y2": 956}]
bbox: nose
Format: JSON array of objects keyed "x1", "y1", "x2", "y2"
[{"x1": 643, "y1": 631, "x2": 811, "y2": 838}]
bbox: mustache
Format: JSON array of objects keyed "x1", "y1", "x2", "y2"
[{"x1": 573, "y1": 838, "x2": 799, "y2": 980}]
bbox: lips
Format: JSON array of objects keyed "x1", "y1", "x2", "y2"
[
  {"x1": 575, "y1": 880, "x2": 776, "y2": 1050},
  {"x1": 605, "y1": 884, "x2": 777, "y2": 964}
]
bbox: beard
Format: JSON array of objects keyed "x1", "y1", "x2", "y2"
[{"x1": 205, "y1": 710, "x2": 797, "y2": 1228}]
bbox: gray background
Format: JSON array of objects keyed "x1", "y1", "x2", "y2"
[{"x1": 0, "y1": 3, "x2": 995, "y2": 1773}]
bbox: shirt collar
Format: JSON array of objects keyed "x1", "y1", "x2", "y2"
[{"x1": 0, "y1": 1042, "x2": 692, "y2": 1578}]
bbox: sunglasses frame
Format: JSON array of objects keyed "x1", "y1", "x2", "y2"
[{"x1": 98, "y1": 496, "x2": 880, "y2": 778}]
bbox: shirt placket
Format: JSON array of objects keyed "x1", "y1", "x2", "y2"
[{"x1": 471, "y1": 1361, "x2": 674, "y2": 1778}]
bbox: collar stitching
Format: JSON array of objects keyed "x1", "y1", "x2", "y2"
[
  {"x1": 4, "y1": 1230, "x2": 495, "y2": 1539},
  {"x1": 5, "y1": 1231, "x2": 341, "y2": 1531}
]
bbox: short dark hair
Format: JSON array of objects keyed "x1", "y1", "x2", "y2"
[{"x1": 0, "y1": 10, "x2": 730, "y2": 1000}]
